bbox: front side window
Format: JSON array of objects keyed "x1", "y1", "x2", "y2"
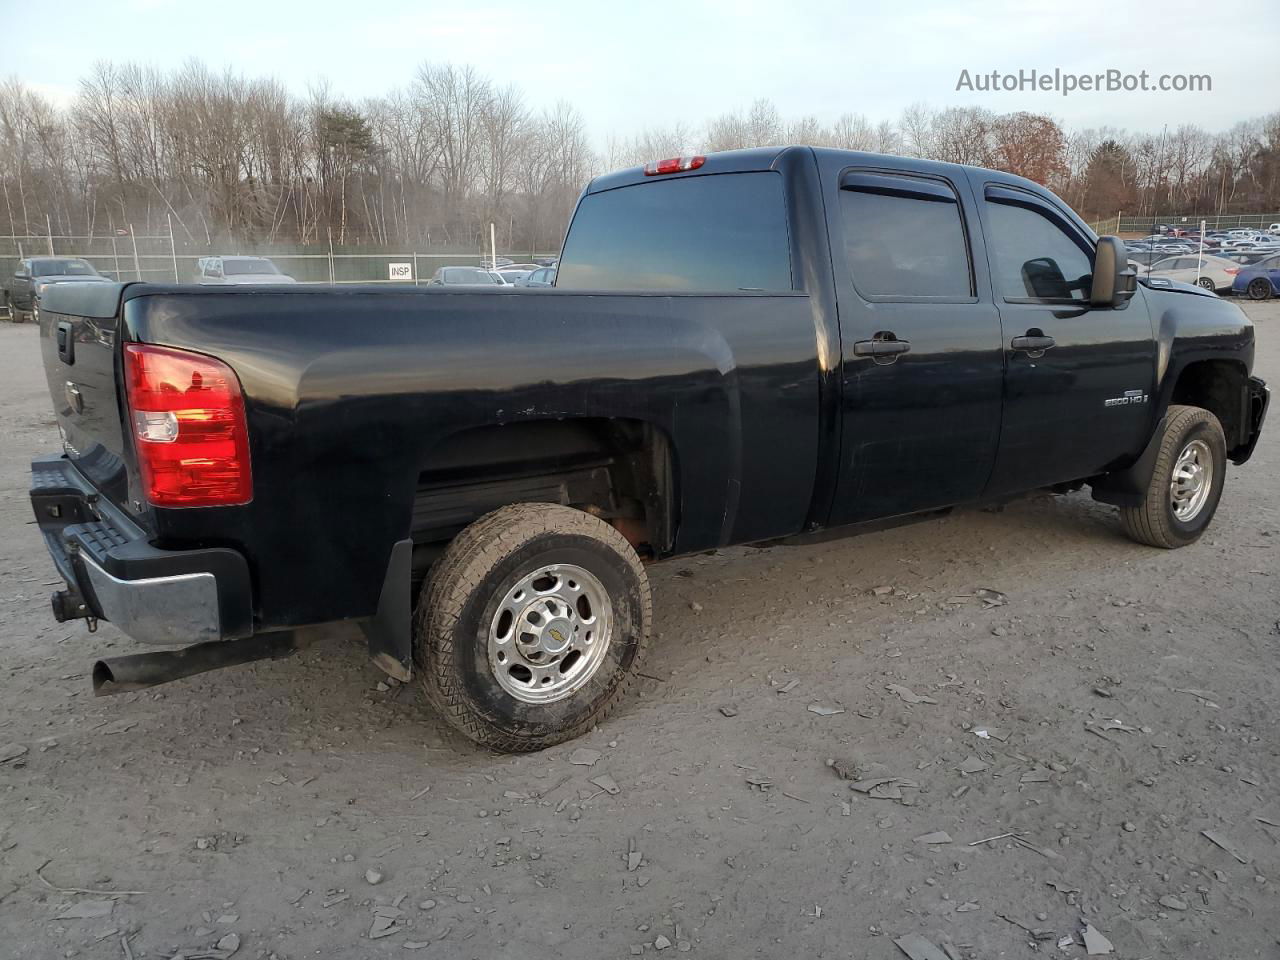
[
  {"x1": 557, "y1": 172, "x2": 792, "y2": 292},
  {"x1": 984, "y1": 196, "x2": 1093, "y2": 301},
  {"x1": 839, "y1": 175, "x2": 971, "y2": 299}
]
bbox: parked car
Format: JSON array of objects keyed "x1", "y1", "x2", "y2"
[
  {"x1": 29, "y1": 146, "x2": 1270, "y2": 752},
  {"x1": 1231, "y1": 254, "x2": 1280, "y2": 300},
  {"x1": 518, "y1": 266, "x2": 557, "y2": 287},
  {"x1": 3, "y1": 257, "x2": 111, "y2": 323},
  {"x1": 1267, "y1": 223, "x2": 1280, "y2": 235},
  {"x1": 197, "y1": 256, "x2": 296, "y2": 284},
  {"x1": 497, "y1": 269, "x2": 533, "y2": 285},
  {"x1": 1127, "y1": 251, "x2": 1172, "y2": 268},
  {"x1": 1147, "y1": 254, "x2": 1241, "y2": 292},
  {"x1": 429, "y1": 266, "x2": 501, "y2": 286}
]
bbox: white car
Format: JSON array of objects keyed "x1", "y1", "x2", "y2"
[
  {"x1": 1268, "y1": 223, "x2": 1280, "y2": 235},
  {"x1": 197, "y1": 256, "x2": 297, "y2": 285},
  {"x1": 1146, "y1": 254, "x2": 1241, "y2": 293}
]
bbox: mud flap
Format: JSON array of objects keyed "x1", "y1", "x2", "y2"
[
  {"x1": 361, "y1": 538, "x2": 413, "y2": 682},
  {"x1": 1089, "y1": 413, "x2": 1169, "y2": 508}
]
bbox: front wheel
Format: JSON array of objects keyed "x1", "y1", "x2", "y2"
[
  {"x1": 415, "y1": 503, "x2": 652, "y2": 751},
  {"x1": 1119, "y1": 405, "x2": 1226, "y2": 549}
]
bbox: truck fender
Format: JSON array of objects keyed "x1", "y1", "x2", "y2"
[
  {"x1": 1088, "y1": 412, "x2": 1170, "y2": 509},
  {"x1": 360, "y1": 538, "x2": 413, "y2": 682}
]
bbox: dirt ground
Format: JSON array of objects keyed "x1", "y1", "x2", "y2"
[{"x1": 0, "y1": 303, "x2": 1277, "y2": 960}]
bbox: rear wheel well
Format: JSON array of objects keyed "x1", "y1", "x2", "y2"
[
  {"x1": 1169, "y1": 360, "x2": 1248, "y2": 455},
  {"x1": 411, "y1": 418, "x2": 675, "y2": 564}
]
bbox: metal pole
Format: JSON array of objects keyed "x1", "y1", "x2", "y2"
[
  {"x1": 1197, "y1": 219, "x2": 1205, "y2": 285},
  {"x1": 47, "y1": 214, "x2": 54, "y2": 255},
  {"x1": 129, "y1": 225, "x2": 142, "y2": 281},
  {"x1": 168, "y1": 214, "x2": 179, "y2": 281},
  {"x1": 327, "y1": 228, "x2": 335, "y2": 284},
  {"x1": 111, "y1": 236, "x2": 120, "y2": 280},
  {"x1": 413, "y1": 251, "x2": 419, "y2": 286},
  {"x1": 490, "y1": 222, "x2": 497, "y2": 271}
]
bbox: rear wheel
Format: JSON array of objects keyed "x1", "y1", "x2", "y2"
[
  {"x1": 1247, "y1": 278, "x2": 1272, "y2": 300},
  {"x1": 415, "y1": 503, "x2": 651, "y2": 752},
  {"x1": 1119, "y1": 405, "x2": 1226, "y2": 549},
  {"x1": 1196, "y1": 276, "x2": 1215, "y2": 291}
]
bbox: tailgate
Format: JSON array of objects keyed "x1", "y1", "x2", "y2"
[{"x1": 38, "y1": 282, "x2": 132, "y2": 508}]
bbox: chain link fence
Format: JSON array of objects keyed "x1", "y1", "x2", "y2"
[
  {"x1": 1089, "y1": 213, "x2": 1280, "y2": 236},
  {"x1": 0, "y1": 234, "x2": 557, "y2": 286}
]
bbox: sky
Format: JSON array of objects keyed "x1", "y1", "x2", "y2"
[{"x1": 3, "y1": 0, "x2": 1276, "y2": 148}]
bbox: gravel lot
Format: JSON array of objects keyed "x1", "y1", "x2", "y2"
[{"x1": 1, "y1": 303, "x2": 1277, "y2": 960}]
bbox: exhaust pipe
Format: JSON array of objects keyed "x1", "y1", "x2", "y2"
[{"x1": 92, "y1": 632, "x2": 300, "y2": 696}]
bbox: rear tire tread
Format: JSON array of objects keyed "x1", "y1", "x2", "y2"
[{"x1": 415, "y1": 503, "x2": 651, "y2": 752}]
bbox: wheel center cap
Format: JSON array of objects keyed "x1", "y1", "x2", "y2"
[{"x1": 541, "y1": 618, "x2": 573, "y2": 655}]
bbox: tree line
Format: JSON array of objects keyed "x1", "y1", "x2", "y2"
[{"x1": 1, "y1": 61, "x2": 1278, "y2": 254}]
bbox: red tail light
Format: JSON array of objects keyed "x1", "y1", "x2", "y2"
[
  {"x1": 643, "y1": 155, "x2": 705, "y2": 176},
  {"x1": 123, "y1": 344, "x2": 252, "y2": 506},
  {"x1": 1224, "y1": 267, "x2": 1239, "y2": 275}
]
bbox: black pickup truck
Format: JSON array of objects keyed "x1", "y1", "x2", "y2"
[{"x1": 30, "y1": 147, "x2": 1269, "y2": 751}]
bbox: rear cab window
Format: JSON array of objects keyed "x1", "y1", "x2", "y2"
[
  {"x1": 837, "y1": 171, "x2": 973, "y2": 299},
  {"x1": 556, "y1": 172, "x2": 792, "y2": 292}
]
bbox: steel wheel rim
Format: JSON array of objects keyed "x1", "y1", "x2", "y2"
[
  {"x1": 1170, "y1": 438, "x2": 1213, "y2": 522},
  {"x1": 488, "y1": 562, "x2": 613, "y2": 704}
]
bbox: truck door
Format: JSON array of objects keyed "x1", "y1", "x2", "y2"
[
  {"x1": 974, "y1": 181, "x2": 1156, "y2": 496},
  {"x1": 826, "y1": 166, "x2": 1006, "y2": 525}
]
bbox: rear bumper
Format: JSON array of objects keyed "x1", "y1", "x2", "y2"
[{"x1": 30, "y1": 455, "x2": 253, "y2": 644}]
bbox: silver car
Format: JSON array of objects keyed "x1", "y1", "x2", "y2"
[
  {"x1": 197, "y1": 256, "x2": 296, "y2": 285},
  {"x1": 1147, "y1": 254, "x2": 1242, "y2": 293}
]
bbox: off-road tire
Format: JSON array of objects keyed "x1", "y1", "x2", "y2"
[
  {"x1": 1119, "y1": 405, "x2": 1226, "y2": 549},
  {"x1": 415, "y1": 503, "x2": 651, "y2": 752}
]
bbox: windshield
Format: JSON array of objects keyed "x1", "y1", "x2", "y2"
[
  {"x1": 32, "y1": 259, "x2": 99, "y2": 277},
  {"x1": 223, "y1": 258, "x2": 280, "y2": 276},
  {"x1": 443, "y1": 268, "x2": 497, "y2": 284}
]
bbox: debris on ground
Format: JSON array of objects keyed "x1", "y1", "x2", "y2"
[
  {"x1": 590, "y1": 774, "x2": 620, "y2": 795},
  {"x1": 0, "y1": 743, "x2": 27, "y2": 764},
  {"x1": 1159, "y1": 894, "x2": 1188, "y2": 911},
  {"x1": 886, "y1": 684, "x2": 937, "y2": 705},
  {"x1": 55, "y1": 899, "x2": 115, "y2": 919},
  {"x1": 958, "y1": 756, "x2": 989, "y2": 774},
  {"x1": 893, "y1": 933, "x2": 951, "y2": 960},
  {"x1": 569, "y1": 748, "x2": 602, "y2": 767},
  {"x1": 971, "y1": 726, "x2": 1009, "y2": 742},
  {"x1": 1081, "y1": 922, "x2": 1114, "y2": 955},
  {"x1": 807, "y1": 702, "x2": 845, "y2": 716},
  {"x1": 1173, "y1": 688, "x2": 1221, "y2": 709},
  {"x1": 828, "y1": 757, "x2": 861, "y2": 781},
  {"x1": 1202, "y1": 829, "x2": 1251, "y2": 864},
  {"x1": 975, "y1": 588, "x2": 1008, "y2": 607},
  {"x1": 718, "y1": 705, "x2": 739, "y2": 717},
  {"x1": 849, "y1": 777, "x2": 919, "y2": 801},
  {"x1": 364, "y1": 868, "x2": 384, "y2": 885},
  {"x1": 913, "y1": 831, "x2": 953, "y2": 844}
]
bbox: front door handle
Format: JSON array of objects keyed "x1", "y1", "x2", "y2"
[
  {"x1": 853, "y1": 337, "x2": 912, "y2": 361},
  {"x1": 1010, "y1": 334, "x2": 1056, "y2": 353}
]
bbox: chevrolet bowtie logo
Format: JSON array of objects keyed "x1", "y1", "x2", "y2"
[{"x1": 549, "y1": 629, "x2": 566, "y2": 644}]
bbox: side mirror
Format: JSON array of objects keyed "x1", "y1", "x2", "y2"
[{"x1": 1091, "y1": 236, "x2": 1137, "y2": 307}]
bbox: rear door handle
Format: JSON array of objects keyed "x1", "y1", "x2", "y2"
[
  {"x1": 853, "y1": 338, "x2": 911, "y2": 359},
  {"x1": 1010, "y1": 334, "x2": 1055, "y2": 353}
]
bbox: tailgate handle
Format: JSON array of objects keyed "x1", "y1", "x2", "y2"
[{"x1": 56, "y1": 322, "x2": 74, "y2": 364}]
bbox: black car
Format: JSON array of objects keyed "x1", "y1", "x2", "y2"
[
  {"x1": 29, "y1": 146, "x2": 1270, "y2": 752},
  {"x1": 4, "y1": 257, "x2": 110, "y2": 322}
]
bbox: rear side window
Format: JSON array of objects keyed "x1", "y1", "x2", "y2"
[
  {"x1": 556, "y1": 172, "x2": 792, "y2": 292},
  {"x1": 839, "y1": 174, "x2": 972, "y2": 299}
]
